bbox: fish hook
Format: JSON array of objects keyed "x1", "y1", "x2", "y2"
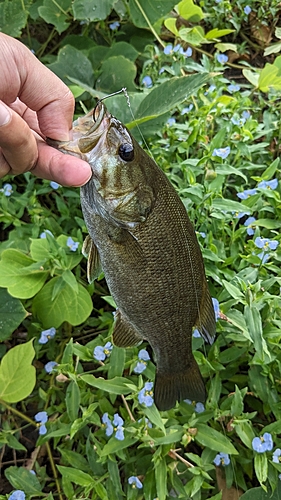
[{"x1": 93, "y1": 87, "x2": 129, "y2": 122}]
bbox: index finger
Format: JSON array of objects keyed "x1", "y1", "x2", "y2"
[{"x1": 0, "y1": 33, "x2": 74, "y2": 141}]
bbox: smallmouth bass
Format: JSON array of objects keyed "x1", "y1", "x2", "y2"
[{"x1": 50, "y1": 101, "x2": 216, "y2": 411}]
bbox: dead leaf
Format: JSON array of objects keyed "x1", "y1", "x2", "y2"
[{"x1": 249, "y1": 12, "x2": 272, "y2": 46}]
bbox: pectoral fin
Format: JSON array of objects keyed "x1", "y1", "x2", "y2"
[
  {"x1": 82, "y1": 235, "x2": 102, "y2": 283},
  {"x1": 112, "y1": 309, "x2": 143, "y2": 347},
  {"x1": 195, "y1": 281, "x2": 216, "y2": 344}
]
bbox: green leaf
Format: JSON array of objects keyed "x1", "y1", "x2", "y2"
[
  {"x1": 58, "y1": 448, "x2": 91, "y2": 473},
  {"x1": 129, "y1": 0, "x2": 178, "y2": 28},
  {"x1": 177, "y1": 0, "x2": 204, "y2": 22},
  {"x1": 254, "y1": 453, "x2": 268, "y2": 485},
  {"x1": 230, "y1": 385, "x2": 244, "y2": 417},
  {"x1": 211, "y1": 198, "x2": 251, "y2": 215},
  {"x1": 0, "y1": 288, "x2": 27, "y2": 341},
  {"x1": 234, "y1": 422, "x2": 255, "y2": 450},
  {"x1": 155, "y1": 458, "x2": 167, "y2": 500},
  {"x1": 108, "y1": 346, "x2": 126, "y2": 379},
  {"x1": 100, "y1": 436, "x2": 138, "y2": 457},
  {"x1": 62, "y1": 270, "x2": 79, "y2": 294},
  {"x1": 179, "y1": 26, "x2": 206, "y2": 46},
  {"x1": 96, "y1": 56, "x2": 137, "y2": 93},
  {"x1": 222, "y1": 280, "x2": 244, "y2": 300},
  {"x1": 0, "y1": 0, "x2": 28, "y2": 37},
  {"x1": 80, "y1": 375, "x2": 136, "y2": 394},
  {"x1": 0, "y1": 340, "x2": 36, "y2": 403},
  {"x1": 38, "y1": 0, "x2": 72, "y2": 34},
  {"x1": 243, "y1": 69, "x2": 260, "y2": 88},
  {"x1": 254, "y1": 218, "x2": 281, "y2": 229},
  {"x1": 244, "y1": 305, "x2": 271, "y2": 363},
  {"x1": 258, "y1": 63, "x2": 281, "y2": 92},
  {"x1": 4, "y1": 466, "x2": 44, "y2": 496},
  {"x1": 195, "y1": 424, "x2": 238, "y2": 455},
  {"x1": 73, "y1": 0, "x2": 115, "y2": 21},
  {"x1": 240, "y1": 481, "x2": 281, "y2": 499},
  {"x1": 0, "y1": 249, "x2": 48, "y2": 299},
  {"x1": 205, "y1": 28, "x2": 235, "y2": 39},
  {"x1": 131, "y1": 74, "x2": 210, "y2": 125},
  {"x1": 66, "y1": 381, "x2": 81, "y2": 421},
  {"x1": 164, "y1": 17, "x2": 179, "y2": 36},
  {"x1": 264, "y1": 42, "x2": 281, "y2": 57},
  {"x1": 143, "y1": 404, "x2": 166, "y2": 433},
  {"x1": 261, "y1": 158, "x2": 279, "y2": 180},
  {"x1": 108, "y1": 459, "x2": 124, "y2": 497},
  {"x1": 48, "y1": 45, "x2": 94, "y2": 87},
  {"x1": 32, "y1": 277, "x2": 92, "y2": 328},
  {"x1": 57, "y1": 466, "x2": 94, "y2": 487}
]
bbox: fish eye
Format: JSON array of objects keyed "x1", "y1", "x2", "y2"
[{"x1": 118, "y1": 143, "x2": 134, "y2": 162}]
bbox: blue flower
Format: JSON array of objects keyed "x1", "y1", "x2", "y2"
[
  {"x1": 180, "y1": 46, "x2": 192, "y2": 57},
  {"x1": 67, "y1": 236, "x2": 79, "y2": 252},
  {"x1": 44, "y1": 361, "x2": 58, "y2": 373},
  {"x1": 1, "y1": 183, "x2": 13, "y2": 196},
  {"x1": 258, "y1": 178, "x2": 278, "y2": 190},
  {"x1": 257, "y1": 251, "x2": 270, "y2": 263},
  {"x1": 159, "y1": 67, "x2": 165, "y2": 75},
  {"x1": 216, "y1": 53, "x2": 228, "y2": 64},
  {"x1": 233, "y1": 211, "x2": 248, "y2": 219},
  {"x1": 138, "y1": 381, "x2": 154, "y2": 407},
  {"x1": 9, "y1": 491, "x2": 26, "y2": 500},
  {"x1": 34, "y1": 411, "x2": 48, "y2": 435},
  {"x1": 134, "y1": 349, "x2": 150, "y2": 374},
  {"x1": 242, "y1": 110, "x2": 251, "y2": 120},
  {"x1": 101, "y1": 413, "x2": 124, "y2": 440},
  {"x1": 39, "y1": 327, "x2": 56, "y2": 344},
  {"x1": 167, "y1": 117, "x2": 176, "y2": 126},
  {"x1": 244, "y1": 5, "x2": 251, "y2": 15},
  {"x1": 231, "y1": 116, "x2": 246, "y2": 126},
  {"x1": 273, "y1": 449, "x2": 281, "y2": 463},
  {"x1": 244, "y1": 216, "x2": 256, "y2": 236},
  {"x1": 255, "y1": 237, "x2": 279, "y2": 251},
  {"x1": 40, "y1": 229, "x2": 53, "y2": 238},
  {"x1": 128, "y1": 476, "x2": 143, "y2": 489},
  {"x1": 181, "y1": 104, "x2": 194, "y2": 114},
  {"x1": 184, "y1": 399, "x2": 205, "y2": 413},
  {"x1": 50, "y1": 181, "x2": 60, "y2": 189},
  {"x1": 237, "y1": 188, "x2": 257, "y2": 199},
  {"x1": 228, "y1": 84, "x2": 240, "y2": 93},
  {"x1": 109, "y1": 21, "x2": 120, "y2": 30},
  {"x1": 212, "y1": 147, "x2": 230, "y2": 159},
  {"x1": 204, "y1": 84, "x2": 216, "y2": 95},
  {"x1": 164, "y1": 44, "x2": 173, "y2": 55},
  {"x1": 93, "y1": 341, "x2": 113, "y2": 361},
  {"x1": 213, "y1": 452, "x2": 230, "y2": 466},
  {"x1": 212, "y1": 298, "x2": 220, "y2": 320},
  {"x1": 113, "y1": 413, "x2": 125, "y2": 440},
  {"x1": 102, "y1": 413, "x2": 114, "y2": 436},
  {"x1": 252, "y1": 433, "x2": 273, "y2": 453},
  {"x1": 142, "y1": 76, "x2": 153, "y2": 88}
]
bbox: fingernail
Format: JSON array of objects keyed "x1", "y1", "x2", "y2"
[{"x1": 0, "y1": 102, "x2": 11, "y2": 126}]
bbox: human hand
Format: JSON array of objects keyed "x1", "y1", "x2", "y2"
[{"x1": 0, "y1": 34, "x2": 92, "y2": 186}]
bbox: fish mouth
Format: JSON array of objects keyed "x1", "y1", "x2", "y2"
[{"x1": 77, "y1": 102, "x2": 110, "y2": 154}]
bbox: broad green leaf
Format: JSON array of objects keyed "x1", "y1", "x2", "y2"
[
  {"x1": 150, "y1": 428, "x2": 183, "y2": 445},
  {"x1": 258, "y1": 63, "x2": 281, "y2": 92},
  {"x1": 0, "y1": 288, "x2": 27, "y2": 341},
  {"x1": 243, "y1": 69, "x2": 260, "y2": 88},
  {"x1": 0, "y1": 0, "x2": 28, "y2": 37},
  {"x1": 96, "y1": 56, "x2": 137, "y2": 93},
  {"x1": 215, "y1": 166, "x2": 247, "y2": 182},
  {"x1": 164, "y1": 18, "x2": 179, "y2": 36},
  {"x1": 48, "y1": 45, "x2": 94, "y2": 87},
  {"x1": 254, "y1": 218, "x2": 281, "y2": 229},
  {"x1": 143, "y1": 404, "x2": 166, "y2": 433},
  {"x1": 57, "y1": 466, "x2": 94, "y2": 486},
  {"x1": 105, "y1": 41, "x2": 139, "y2": 62},
  {"x1": 240, "y1": 481, "x2": 281, "y2": 499},
  {"x1": 177, "y1": 0, "x2": 204, "y2": 22},
  {"x1": 222, "y1": 280, "x2": 244, "y2": 300},
  {"x1": 4, "y1": 466, "x2": 43, "y2": 496},
  {"x1": 108, "y1": 346, "x2": 126, "y2": 379},
  {"x1": 254, "y1": 453, "x2": 267, "y2": 485},
  {"x1": 6, "y1": 434, "x2": 27, "y2": 451},
  {"x1": 73, "y1": 0, "x2": 115, "y2": 21},
  {"x1": 133, "y1": 74, "x2": 209, "y2": 123},
  {"x1": 211, "y1": 198, "x2": 251, "y2": 215},
  {"x1": 178, "y1": 26, "x2": 206, "y2": 46},
  {"x1": 205, "y1": 28, "x2": 235, "y2": 39},
  {"x1": 38, "y1": 0, "x2": 72, "y2": 34},
  {"x1": 264, "y1": 42, "x2": 281, "y2": 57},
  {"x1": 100, "y1": 436, "x2": 138, "y2": 457},
  {"x1": 261, "y1": 157, "x2": 279, "y2": 180},
  {"x1": 80, "y1": 375, "x2": 136, "y2": 394},
  {"x1": 108, "y1": 459, "x2": 124, "y2": 497},
  {"x1": 195, "y1": 423, "x2": 238, "y2": 455},
  {"x1": 32, "y1": 277, "x2": 92, "y2": 328},
  {"x1": 62, "y1": 270, "x2": 79, "y2": 294},
  {"x1": 129, "y1": 0, "x2": 178, "y2": 28},
  {"x1": 230, "y1": 385, "x2": 244, "y2": 417},
  {"x1": 0, "y1": 340, "x2": 36, "y2": 403},
  {"x1": 0, "y1": 249, "x2": 48, "y2": 299},
  {"x1": 66, "y1": 381, "x2": 81, "y2": 421},
  {"x1": 58, "y1": 448, "x2": 91, "y2": 473},
  {"x1": 234, "y1": 422, "x2": 255, "y2": 449}
]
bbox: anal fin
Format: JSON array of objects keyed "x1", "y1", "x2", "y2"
[
  {"x1": 112, "y1": 309, "x2": 143, "y2": 347},
  {"x1": 82, "y1": 235, "x2": 102, "y2": 283}
]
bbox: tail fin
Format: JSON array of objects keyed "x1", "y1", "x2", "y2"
[{"x1": 154, "y1": 357, "x2": 206, "y2": 411}]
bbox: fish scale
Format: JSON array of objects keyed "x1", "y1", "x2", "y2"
[{"x1": 49, "y1": 101, "x2": 216, "y2": 411}]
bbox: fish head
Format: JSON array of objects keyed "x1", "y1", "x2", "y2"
[{"x1": 53, "y1": 101, "x2": 156, "y2": 228}]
